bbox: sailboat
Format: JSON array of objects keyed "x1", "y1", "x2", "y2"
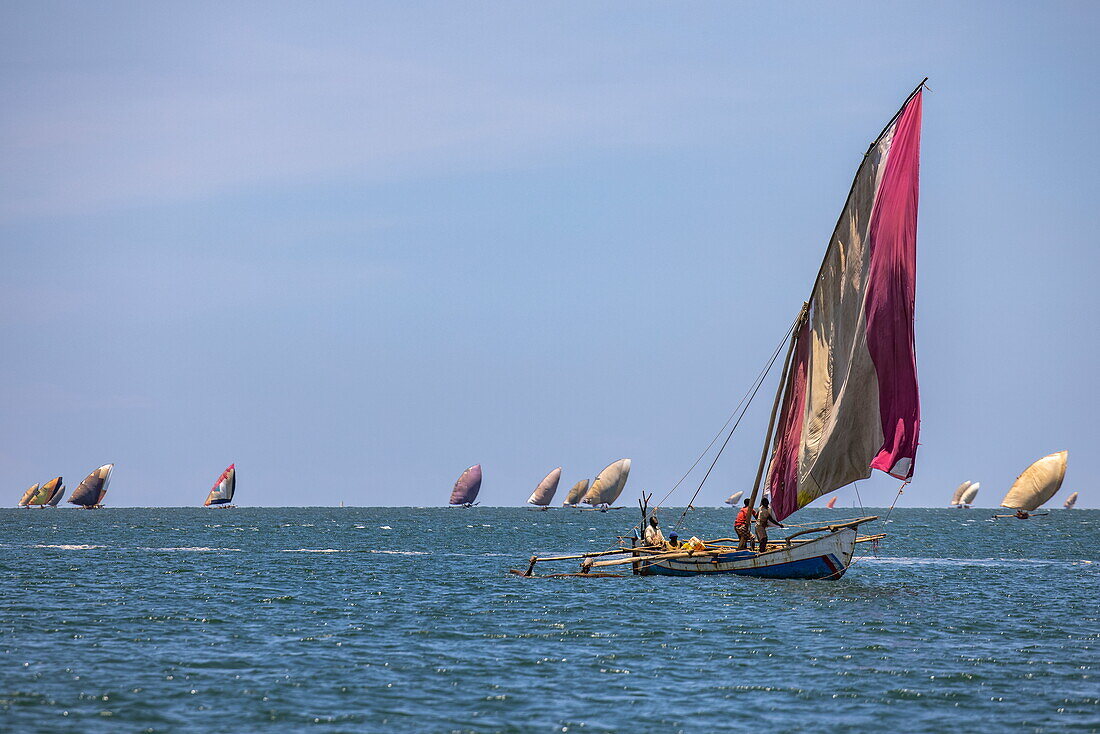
[
  {"x1": 562, "y1": 479, "x2": 589, "y2": 507},
  {"x1": 527, "y1": 467, "x2": 562, "y2": 509},
  {"x1": 950, "y1": 480, "x2": 980, "y2": 508},
  {"x1": 950, "y1": 480, "x2": 972, "y2": 507},
  {"x1": 17, "y1": 483, "x2": 40, "y2": 507},
  {"x1": 69, "y1": 464, "x2": 114, "y2": 509},
  {"x1": 204, "y1": 464, "x2": 236, "y2": 507},
  {"x1": 450, "y1": 464, "x2": 482, "y2": 507},
  {"x1": 1064, "y1": 491, "x2": 1078, "y2": 509},
  {"x1": 26, "y1": 477, "x2": 63, "y2": 507},
  {"x1": 825, "y1": 497, "x2": 837, "y2": 509},
  {"x1": 47, "y1": 484, "x2": 66, "y2": 507},
  {"x1": 960, "y1": 482, "x2": 979, "y2": 507},
  {"x1": 723, "y1": 490, "x2": 744, "y2": 506},
  {"x1": 996, "y1": 451, "x2": 1067, "y2": 519},
  {"x1": 580, "y1": 459, "x2": 631, "y2": 510},
  {"x1": 517, "y1": 81, "x2": 925, "y2": 580}
]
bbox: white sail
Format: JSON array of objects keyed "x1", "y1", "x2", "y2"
[
  {"x1": 563, "y1": 479, "x2": 589, "y2": 506},
  {"x1": 1063, "y1": 491, "x2": 1078, "y2": 509},
  {"x1": 950, "y1": 481, "x2": 972, "y2": 505},
  {"x1": 1000, "y1": 451, "x2": 1068, "y2": 512},
  {"x1": 724, "y1": 490, "x2": 744, "y2": 506},
  {"x1": 581, "y1": 459, "x2": 631, "y2": 505},
  {"x1": 960, "y1": 482, "x2": 980, "y2": 505}
]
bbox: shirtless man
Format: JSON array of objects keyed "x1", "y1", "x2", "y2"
[{"x1": 755, "y1": 497, "x2": 784, "y2": 553}]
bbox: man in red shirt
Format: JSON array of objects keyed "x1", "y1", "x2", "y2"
[{"x1": 735, "y1": 498, "x2": 756, "y2": 550}]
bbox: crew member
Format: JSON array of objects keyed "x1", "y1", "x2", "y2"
[
  {"x1": 643, "y1": 515, "x2": 665, "y2": 547},
  {"x1": 735, "y1": 498, "x2": 756, "y2": 550},
  {"x1": 755, "y1": 497, "x2": 784, "y2": 553}
]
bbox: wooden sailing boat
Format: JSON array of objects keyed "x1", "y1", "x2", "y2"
[
  {"x1": 450, "y1": 464, "x2": 482, "y2": 507},
  {"x1": 47, "y1": 484, "x2": 65, "y2": 507},
  {"x1": 204, "y1": 464, "x2": 236, "y2": 507},
  {"x1": 517, "y1": 81, "x2": 925, "y2": 580},
  {"x1": 825, "y1": 497, "x2": 837, "y2": 509},
  {"x1": 1064, "y1": 491, "x2": 1078, "y2": 509},
  {"x1": 996, "y1": 451, "x2": 1067, "y2": 519},
  {"x1": 562, "y1": 479, "x2": 589, "y2": 507},
  {"x1": 17, "y1": 483, "x2": 40, "y2": 507},
  {"x1": 950, "y1": 480, "x2": 980, "y2": 508},
  {"x1": 527, "y1": 467, "x2": 562, "y2": 509},
  {"x1": 25, "y1": 477, "x2": 63, "y2": 507},
  {"x1": 69, "y1": 464, "x2": 113, "y2": 509},
  {"x1": 723, "y1": 490, "x2": 744, "y2": 506},
  {"x1": 580, "y1": 459, "x2": 631, "y2": 510}
]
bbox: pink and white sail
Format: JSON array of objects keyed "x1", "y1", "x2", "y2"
[{"x1": 766, "y1": 88, "x2": 923, "y2": 521}]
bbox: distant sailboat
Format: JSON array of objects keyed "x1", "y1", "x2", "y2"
[
  {"x1": 204, "y1": 464, "x2": 236, "y2": 507},
  {"x1": 950, "y1": 480, "x2": 972, "y2": 507},
  {"x1": 580, "y1": 459, "x2": 631, "y2": 509},
  {"x1": 17, "y1": 483, "x2": 40, "y2": 507},
  {"x1": 825, "y1": 497, "x2": 837, "y2": 509},
  {"x1": 527, "y1": 467, "x2": 562, "y2": 508},
  {"x1": 723, "y1": 490, "x2": 744, "y2": 506},
  {"x1": 1064, "y1": 491, "x2": 1078, "y2": 509},
  {"x1": 69, "y1": 464, "x2": 114, "y2": 509},
  {"x1": 960, "y1": 482, "x2": 980, "y2": 507},
  {"x1": 450, "y1": 464, "x2": 482, "y2": 507},
  {"x1": 997, "y1": 451, "x2": 1068, "y2": 519},
  {"x1": 562, "y1": 479, "x2": 589, "y2": 507},
  {"x1": 47, "y1": 484, "x2": 66, "y2": 507},
  {"x1": 27, "y1": 477, "x2": 63, "y2": 507}
]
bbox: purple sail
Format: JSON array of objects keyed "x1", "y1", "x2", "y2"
[{"x1": 450, "y1": 464, "x2": 482, "y2": 505}]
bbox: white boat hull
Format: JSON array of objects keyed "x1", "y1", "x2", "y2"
[{"x1": 645, "y1": 528, "x2": 858, "y2": 580}]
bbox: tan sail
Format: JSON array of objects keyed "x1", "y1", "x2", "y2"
[
  {"x1": 1000, "y1": 451, "x2": 1067, "y2": 511},
  {"x1": 563, "y1": 479, "x2": 589, "y2": 506},
  {"x1": 1063, "y1": 491, "x2": 1078, "y2": 509},
  {"x1": 723, "y1": 490, "x2": 744, "y2": 506},
  {"x1": 28, "y1": 477, "x2": 62, "y2": 506},
  {"x1": 960, "y1": 482, "x2": 980, "y2": 505},
  {"x1": 18, "y1": 484, "x2": 40, "y2": 507},
  {"x1": 581, "y1": 459, "x2": 631, "y2": 506},
  {"x1": 527, "y1": 467, "x2": 562, "y2": 506}
]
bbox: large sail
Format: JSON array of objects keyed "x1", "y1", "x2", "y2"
[
  {"x1": 450, "y1": 464, "x2": 482, "y2": 505},
  {"x1": 47, "y1": 485, "x2": 66, "y2": 506},
  {"x1": 724, "y1": 490, "x2": 744, "y2": 506},
  {"x1": 204, "y1": 464, "x2": 236, "y2": 506},
  {"x1": 28, "y1": 477, "x2": 62, "y2": 506},
  {"x1": 69, "y1": 464, "x2": 114, "y2": 507},
  {"x1": 563, "y1": 479, "x2": 589, "y2": 506},
  {"x1": 1001, "y1": 451, "x2": 1067, "y2": 511},
  {"x1": 581, "y1": 459, "x2": 631, "y2": 505},
  {"x1": 951, "y1": 481, "x2": 972, "y2": 505},
  {"x1": 17, "y1": 484, "x2": 40, "y2": 507},
  {"x1": 527, "y1": 467, "x2": 562, "y2": 506},
  {"x1": 960, "y1": 482, "x2": 980, "y2": 505},
  {"x1": 1064, "y1": 492, "x2": 1078, "y2": 509},
  {"x1": 766, "y1": 85, "x2": 924, "y2": 521}
]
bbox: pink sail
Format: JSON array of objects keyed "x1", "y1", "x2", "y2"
[{"x1": 767, "y1": 88, "x2": 923, "y2": 521}]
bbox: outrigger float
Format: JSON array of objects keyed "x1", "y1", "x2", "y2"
[{"x1": 513, "y1": 80, "x2": 927, "y2": 581}]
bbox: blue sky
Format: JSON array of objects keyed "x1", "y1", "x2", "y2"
[{"x1": 2, "y1": 1, "x2": 1097, "y2": 507}]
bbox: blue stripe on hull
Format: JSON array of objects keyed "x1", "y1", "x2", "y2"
[{"x1": 647, "y1": 553, "x2": 845, "y2": 580}]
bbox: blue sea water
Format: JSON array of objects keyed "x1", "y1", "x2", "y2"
[{"x1": 0, "y1": 507, "x2": 1096, "y2": 733}]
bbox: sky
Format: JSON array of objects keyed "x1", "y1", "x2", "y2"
[{"x1": 2, "y1": 1, "x2": 1098, "y2": 508}]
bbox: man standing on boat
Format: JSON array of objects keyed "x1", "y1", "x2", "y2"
[
  {"x1": 755, "y1": 497, "x2": 784, "y2": 553},
  {"x1": 735, "y1": 498, "x2": 756, "y2": 550}
]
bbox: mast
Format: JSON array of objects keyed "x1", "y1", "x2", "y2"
[{"x1": 746, "y1": 302, "x2": 809, "y2": 516}]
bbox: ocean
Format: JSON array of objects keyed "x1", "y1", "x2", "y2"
[{"x1": 1, "y1": 507, "x2": 1096, "y2": 732}]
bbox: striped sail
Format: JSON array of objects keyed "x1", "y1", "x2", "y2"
[
  {"x1": 724, "y1": 490, "x2": 744, "y2": 506},
  {"x1": 527, "y1": 467, "x2": 562, "y2": 506},
  {"x1": 28, "y1": 477, "x2": 62, "y2": 506},
  {"x1": 563, "y1": 479, "x2": 589, "y2": 506},
  {"x1": 951, "y1": 481, "x2": 972, "y2": 505},
  {"x1": 47, "y1": 485, "x2": 66, "y2": 506},
  {"x1": 204, "y1": 464, "x2": 236, "y2": 506},
  {"x1": 69, "y1": 464, "x2": 113, "y2": 507},
  {"x1": 581, "y1": 459, "x2": 631, "y2": 506},
  {"x1": 1001, "y1": 451, "x2": 1067, "y2": 512},
  {"x1": 450, "y1": 464, "x2": 482, "y2": 505},
  {"x1": 17, "y1": 484, "x2": 40, "y2": 507},
  {"x1": 1064, "y1": 491, "x2": 1078, "y2": 509},
  {"x1": 766, "y1": 86, "x2": 924, "y2": 521},
  {"x1": 960, "y1": 482, "x2": 980, "y2": 505}
]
